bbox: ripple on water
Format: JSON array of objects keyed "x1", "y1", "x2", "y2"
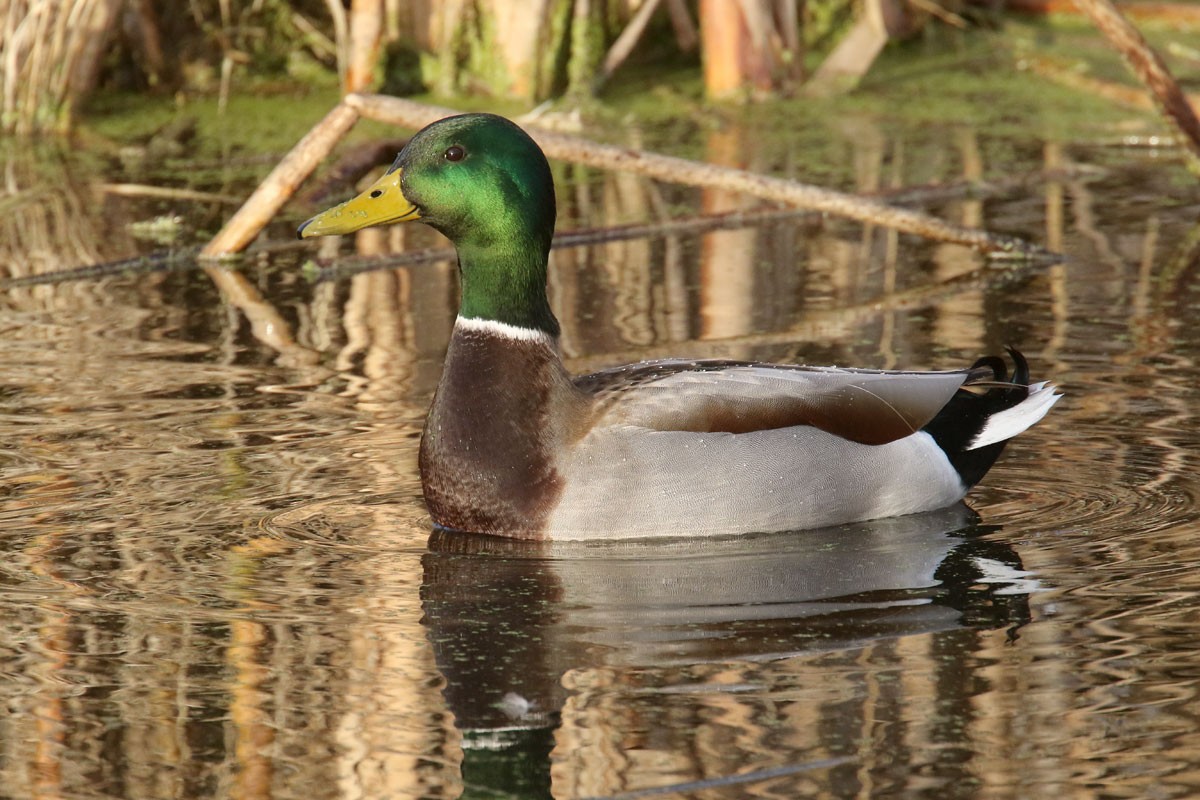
[
  {"x1": 952, "y1": 350, "x2": 1200, "y2": 798},
  {"x1": 259, "y1": 487, "x2": 430, "y2": 551},
  {"x1": 973, "y1": 367, "x2": 1200, "y2": 543}
]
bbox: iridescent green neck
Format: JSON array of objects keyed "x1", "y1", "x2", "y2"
[{"x1": 455, "y1": 235, "x2": 559, "y2": 337}]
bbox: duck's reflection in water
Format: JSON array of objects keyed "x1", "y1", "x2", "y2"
[{"x1": 421, "y1": 504, "x2": 1033, "y2": 798}]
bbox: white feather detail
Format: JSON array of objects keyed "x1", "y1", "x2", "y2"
[
  {"x1": 456, "y1": 315, "x2": 555, "y2": 344},
  {"x1": 968, "y1": 382, "x2": 1061, "y2": 450}
]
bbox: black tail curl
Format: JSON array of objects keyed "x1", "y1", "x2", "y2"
[{"x1": 923, "y1": 348, "x2": 1033, "y2": 488}]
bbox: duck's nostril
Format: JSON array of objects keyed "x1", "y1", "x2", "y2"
[{"x1": 370, "y1": 190, "x2": 383, "y2": 198}]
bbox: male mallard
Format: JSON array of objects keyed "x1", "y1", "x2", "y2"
[{"x1": 299, "y1": 113, "x2": 1059, "y2": 541}]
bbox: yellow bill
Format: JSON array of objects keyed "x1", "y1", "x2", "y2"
[{"x1": 297, "y1": 167, "x2": 420, "y2": 238}]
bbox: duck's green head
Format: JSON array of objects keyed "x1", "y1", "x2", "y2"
[{"x1": 299, "y1": 113, "x2": 558, "y2": 334}]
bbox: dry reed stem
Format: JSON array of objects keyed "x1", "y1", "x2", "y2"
[
  {"x1": 1, "y1": 0, "x2": 120, "y2": 133},
  {"x1": 701, "y1": 0, "x2": 776, "y2": 98},
  {"x1": 346, "y1": 0, "x2": 384, "y2": 93},
  {"x1": 98, "y1": 183, "x2": 243, "y2": 204},
  {"x1": 1072, "y1": 0, "x2": 1200, "y2": 165},
  {"x1": 599, "y1": 0, "x2": 665, "y2": 86},
  {"x1": 1010, "y1": 0, "x2": 1200, "y2": 24},
  {"x1": 345, "y1": 93, "x2": 1049, "y2": 256},
  {"x1": 323, "y1": 0, "x2": 350, "y2": 89},
  {"x1": 907, "y1": 0, "x2": 967, "y2": 28}
]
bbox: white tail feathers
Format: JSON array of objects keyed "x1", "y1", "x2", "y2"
[{"x1": 968, "y1": 381, "x2": 1061, "y2": 450}]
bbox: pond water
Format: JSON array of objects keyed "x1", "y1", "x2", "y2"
[{"x1": 4, "y1": 106, "x2": 1200, "y2": 800}]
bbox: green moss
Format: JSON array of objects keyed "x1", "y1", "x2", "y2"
[
  {"x1": 82, "y1": 87, "x2": 343, "y2": 152},
  {"x1": 79, "y1": 92, "x2": 183, "y2": 142},
  {"x1": 815, "y1": 29, "x2": 1136, "y2": 135}
]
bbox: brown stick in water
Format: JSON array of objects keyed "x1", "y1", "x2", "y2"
[
  {"x1": 201, "y1": 101, "x2": 360, "y2": 258},
  {"x1": 1071, "y1": 0, "x2": 1200, "y2": 165},
  {"x1": 23, "y1": 162, "x2": 1088, "y2": 290},
  {"x1": 344, "y1": 93, "x2": 1051, "y2": 258}
]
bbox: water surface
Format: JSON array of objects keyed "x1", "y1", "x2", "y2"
[{"x1": 4, "y1": 109, "x2": 1200, "y2": 799}]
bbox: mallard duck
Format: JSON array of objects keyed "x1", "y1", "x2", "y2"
[{"x1": 299, "y1": 113, "x2": 1059, "y2": 541}]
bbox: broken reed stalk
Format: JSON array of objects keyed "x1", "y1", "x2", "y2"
[
  {"x1": 98, "y1": 183, "x2": 244, "y2": 204},
  {"x1": 598, "y1": 0, "x2": 665, "y2": 87},
  {"x1": 201, "y1": 102, "x2": 360, "y2": 257},
  {"x1": 344, "y1": 94, "x2": 1049, "y2": 258},
  {"x1": 1071, "y1": 0, "x2": 1200, "y2": 165}
]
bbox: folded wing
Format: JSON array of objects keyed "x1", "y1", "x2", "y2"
[{"x1": 576, "y1": 359, "x2": 985, "y2": 446}]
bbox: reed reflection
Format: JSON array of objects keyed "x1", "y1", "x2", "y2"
[{"x1": 421, "y1": 505, "x2": 1033, "y2": 799}]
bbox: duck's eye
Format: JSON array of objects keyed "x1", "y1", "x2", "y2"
[{"x1": 444, "y1": 145, "x2": 466, "y2": 162}]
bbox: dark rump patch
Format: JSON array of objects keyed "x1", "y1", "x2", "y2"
[{"x1": 924, "y1": 349, "x2": 1033, "y2": 487}]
